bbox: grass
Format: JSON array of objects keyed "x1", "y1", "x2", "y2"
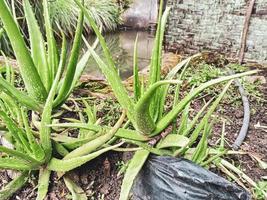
[{"x1": 182, "y1": 61, "x2": 264, "y2": 105}]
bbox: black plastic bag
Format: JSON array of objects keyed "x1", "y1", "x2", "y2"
[{"x1": 132, "y1": 156, "x2": 251, "y2": 200}]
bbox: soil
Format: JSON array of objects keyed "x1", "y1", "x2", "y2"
[{"x1": 0, "y1": 54, "x2": 266, "y2": 200}]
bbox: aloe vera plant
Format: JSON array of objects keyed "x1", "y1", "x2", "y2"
[
  {"x1": 0, "y1": 74, "x2": 129, "y2": 200},
  {"x1": 0, "y1": 0, "x2": 98, "y2": 110},
  {"x1": 0, "y1": 55, "x2": 148, "y2": 199}
]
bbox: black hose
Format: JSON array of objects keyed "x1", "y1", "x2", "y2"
[
  {"x1": 231, "y1": 0, "x2": 255, "y2": 149},
  {"x1": 227, "y1": 68, "x2": 250, "y2": 150}
]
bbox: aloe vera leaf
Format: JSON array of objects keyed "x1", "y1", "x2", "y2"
[
  {"x1": 52, "y1": 134, "x2": 101, "y2": 144},
  {"x1": 104, "y1": 145, "x2": 141, "y2": 153},
  {"x1": 52, "y1": 132, "x2": 104, "y2": 150},
  {"x1": 158, "y1": 54, "x2": 200, "y2": 119},
  {"x1": 191, "y1": 120, "x2": 210, "y2": 163},
  {"x1": 20, "y1": 108, "x2": 45, "y2": 161},
  {"x1": 0, "y1": 171, "x2": 29, "y2": 200},
  {"x1": 153, "y1": 70, "x2": 258, "y2": 136},
  {"x1": 148, "y1": 5, "x2": 171, "y2": 121},
  {"x1": 55, "y1": 32, "x2": 99, "y2": 103},
  {"x1": 74, "y1": 0, "x2": 116, "y2": 73},
  {"x1": 172, "y1": 58, "x2": 192, "y2": 106},
  {"x1": 171, "y1": 66, "x2": 193, "y2": 132},
  {"x1": 67, "y1": 36, "x2": 99, "y2": 97},
  {"x1": 148, "y1": 1, "x2": 165, "y2": 85},
  {"x1": 123, "y1": 139, "x2": 172, "y2": 156},
  {"x1": 64, "y1": 176, "x2": 87, "y2": 200},
  {"x1": 0, "y1": 158, "x2": 36, "y2": 170},
  {"x1": 23, "y1": 0, "x2": 50, "y2": 91},
  {"x1": 49, "y1": 123, "x2": 101, "y2": 132},
  {"x1": 54, "y1": 142, "x2": 69, "y2": 157},
  {"x1": 183, "y1": 98, "x2": 213, "y2": 136},
  {"x1": 43, "y1": 0, "x2": 58, "y2": 85},
  {"x1": 83, "y1": 100, "x2": 97, "y2": 124},
  {"x1": 0, "y1": 145, "x2": 41, "y2": 165},
  {"x1": 63, "y1": 111, "x2": 125, "y2": 159},
  {"x1": 36, "y1": 168, "x2": 51, "y2": 200},
  {"x1": 201, "y1": 150, "x2": 226, "y2": 167},
  {"x1": 0, "y1": 92, "x2": 22, "y2": 123},
  {"x1": 40, "y1": 33, "x2": 67, "y2": 163},
  {"x1": 85, "y1": 39, "x2": 136, "y2": 125},
  {"x1": 135, "y1": 80, "x2": 182, "y2": 134},
  {"x1": 49, "y1": 123, "x2": 149, "y2": 142},
  {"x1": 119, "y1": 150, "x2": 149, "y2": 200},
  {"x1": 63, "y1": 118, "x2": 83, "y2": 123},
  {"x1": 0, "y1": 28, "x2": 4, "y2": 39},
  {"x1": 175, "y1": 81, "x2": 233, "y2": 156},
  {"x1": 0, "y1": 0, "x2": 47, "y2": 103},
  {"x1": 48, "y1": 142, "x2": 123, "y2": 172},
  {"x1": 53, "y1": 7, "x2": 84, "y2": 107},
  {"x1": 156, "y1": 134, "x2": 190, "y2": 149},
  {"x1": 0, "y1": 111, "x2": 32, "y2": 154},
  {"x1": 0, "y1": 77, "x2": 42, "y2": 111},
  {"x1": 79, "y1": 100, "x2": 97, "y2": 139},
  {"x1": 176, "y1": 102, "x2": 190, "y2": 135},
  {"x1": 116, "y1": 128, "x2": 150, "y2": 141},
  {"x1": 165, "y1": 54, "x2": 201, "y2": 80},
  {"x1": 133, "y1": 34, "x2": 141, "y2": 101},
  {"x1": 74, "y1": 0, "x2": 136, "y2": 126}
]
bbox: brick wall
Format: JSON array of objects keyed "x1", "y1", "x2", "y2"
[{"x1": 165, "y1": 0, "x2": 267, "y2": 64}]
